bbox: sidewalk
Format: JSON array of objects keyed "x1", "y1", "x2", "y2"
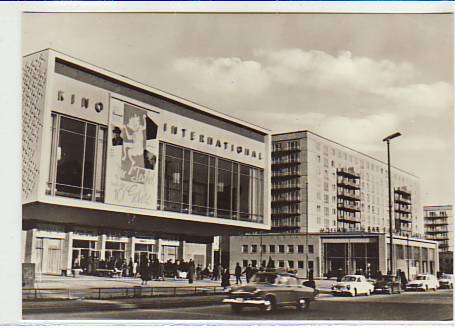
[{"x1": 31, "y1": 274, "x2": 336, "y2": 290}]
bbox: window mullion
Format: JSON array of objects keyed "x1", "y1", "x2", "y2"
[
  {"x1": 80, "y1": 122, "x2": 87, "y2": 200},
  {"x1": 188, "y1": 151, "x2": 193, "y2": 214},
  {"x1": 92, "y1": 126, "x2": 99, "y2": 202},
  {"x1": 51, "y1": 114, "x2": 61, "y2": 197}
]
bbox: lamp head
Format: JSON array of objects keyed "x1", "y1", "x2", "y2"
[{"x1": 382, "y1": 132, "x2": 402, "y2": 142}]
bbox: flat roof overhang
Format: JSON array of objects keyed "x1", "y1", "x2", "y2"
[{"x1": 23, "y1": 202, "x2": 270, "y2": 241}]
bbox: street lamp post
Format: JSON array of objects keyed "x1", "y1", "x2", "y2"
[{"x1": 382, "y1": 132, "x2": 401, "y2": 276}]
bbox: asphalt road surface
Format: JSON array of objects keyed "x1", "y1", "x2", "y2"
[{"x1": 24, "y1": 290, "x2": 452, "y2": 321}]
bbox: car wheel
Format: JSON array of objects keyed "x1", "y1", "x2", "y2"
[
  {"x1": 296, "y1": 298, "x2": 310, "y2": 311},
  {"x1": 231, "y1": 304, "x2": 242, "y2": 313},
  {"x1": 351, "y1": 288, "x2": 357, "y2": 297},
  {"x1": 261, "y1": 296, "x2": 276, "y2": 313},
  {"x1": 366, "y1": 289, "x2": 370, "y2": 296},
  {"x1": 432, "y1": 286, "x2": 437, "y2": 291},
  {"x1": 425, "y1": 285, "x2": 428, "y2": 292}
]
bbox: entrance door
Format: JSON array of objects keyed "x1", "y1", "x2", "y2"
[{"x1": 47, "y1": 248, "x2": 62, "y2": 274}]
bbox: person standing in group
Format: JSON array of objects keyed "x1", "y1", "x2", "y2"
[
  {"x1": 128, "y1": 258, "x2": 134, "y2": 277},
  {"x1": 235, "y1": 262, "x2": 242, "y2": 285}
]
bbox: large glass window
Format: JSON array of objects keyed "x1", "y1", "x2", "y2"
[
  {"x1": 158, "y1": 142, "x2": 264, "y2": 223},
  {"x1": 48, "y1": 114, "x2": 107, "y2": 202}
]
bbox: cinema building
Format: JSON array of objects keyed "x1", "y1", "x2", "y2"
[
  {"x1": 22, "y1": 49, "x2": 271, "y2": 275},
  {"x1": 229, "y1": 131, "x2": 439, "y2": 279}
]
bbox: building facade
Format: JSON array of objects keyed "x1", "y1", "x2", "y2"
[
  {"x1": 271, "y1": 131, "x2": 422, "y2": 236},
  {"x1": 22, "y1": 49, "x2": 271, "y2": 274},
  {"x1": 424, "y1": 205, "x2": 453, "y2": 273},
  {"x1": 230, "y1": 232, "x2": 439, "y2": 280}
]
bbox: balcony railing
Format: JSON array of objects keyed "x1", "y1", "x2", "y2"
[
  {"x1": 272, "y1": 145, "x2": 301, "y2": 153},
  {"x1": 272, "y1": 171, "x2": 301, "y2": 178},
  {"x1": 337, "y1": 178, "x2": 360, "y2": 190},
  {"x1": 337, "y1": 202, "x2": 361, "y2": 212},
  {"x1": 394, "y1": 187, "x2": 411, "y2": 197},
  {"x1": 394, "y1": 204, "x2": 412, "y2": 214},
  {"x1": 272, "y1": 158, "x2": 301, "y2": 166},
  {"x1": 337, "y1": 168, "x2": 360, "y2": 179},
  {"x1": 272, "y1": 196, "x2": 301, "y2": 203},
  {"x1": 271, "y1": 211, "x2": 301, "y2": 216},
  {"x1": 337, "y1": 190, "x2": 361, "y2": 201},
  {"x1": 337, "y1": 215, "x2": 361, "y2": 223},
  {"x1": 272, "y1": 183, "x2": 301, "y2": 190},
  {"x1": 394, "y1": 196, "x2": 412, "y2": 205}
]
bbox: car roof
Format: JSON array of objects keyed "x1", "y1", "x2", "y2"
[
  {"x1": 257, "y1": 271, "x2": 298, "y2": 278},
  {"x1": 344, "y1": 275, "x2": 363, "y2": 278}
]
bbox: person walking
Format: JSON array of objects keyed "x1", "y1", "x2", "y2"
[{"x1": 235, "y1": 262, "x2": 242, "y2": 285}]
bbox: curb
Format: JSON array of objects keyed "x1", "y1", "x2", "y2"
[{"x1": 23, "y1": 295, "x2": 226, "y2": 315}]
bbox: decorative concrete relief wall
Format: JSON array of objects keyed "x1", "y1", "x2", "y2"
[{"x1": 22, "y1": 52, "x2": 47, "y2": 202}]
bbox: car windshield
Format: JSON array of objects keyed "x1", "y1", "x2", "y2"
[
  {"x1": 442, "y1": 274, "x2": 453, "y2": 279},
  {"x1": 416, "y1": 276, "x2": 428, "y2": 280},
  {"x1": 342, "y1": 276, "x2": 358, "y2": 282},
  {"x1": 251, "y1": 273, "x2": 278, "y2": 284}
]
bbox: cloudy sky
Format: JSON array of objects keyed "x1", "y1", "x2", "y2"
[{"x1": 23, "y1": 13, "x2": 453, "y2": 206}]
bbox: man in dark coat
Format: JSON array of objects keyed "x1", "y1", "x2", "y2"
[
  {"x1": 235, "y1": 263, "x2": 242, "y2": 285},
  {"x1": 221, "y1": 267, "x2": 231, "y2": 290},
  {"x1": 243, "y1": 264, "x2": 253, "y2": 283},
  {"x1": 188, "y1": 259, "x2": 195, "y2": 284}
]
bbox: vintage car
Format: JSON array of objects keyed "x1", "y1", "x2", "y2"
[
  {"x1": 438, "y1": 273, "x2": 454, "y2": 289},
  {"x1": 373, "y1": 275, "x2": 401, "y2": 294},
  {"x1": 406, "y1": 274, "x2": 439, "y2": 291},
  {"x1": 331, "y1": 275, "x2": 374, "y2": 296},
  {"x1": 222, "y1": 271, "x2": 318, "y2": 313}
]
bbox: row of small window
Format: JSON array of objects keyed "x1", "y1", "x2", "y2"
[
  {"x1": 272, "y1": 140, "x2": 300, "y2": 151},
  {"x1": 242, "y1": 259, "x2": 308, "y2": 270},
  {"x1": 242, "y1": 244, "x2": 314, "y2": 254}
]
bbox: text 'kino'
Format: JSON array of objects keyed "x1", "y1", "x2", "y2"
[{"x1": 163, "y1": 123, "x2": 262, "y2": 160}]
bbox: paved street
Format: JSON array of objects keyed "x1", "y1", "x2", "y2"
[{"x1": 23, "y1": 289, "x2": 452, "y2": 321}]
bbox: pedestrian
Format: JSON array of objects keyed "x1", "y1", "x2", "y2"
[
  {"x1": 221, "y1": 267, "x2": 231, "y2": 291},
  {"x1": 243, "y1": 264, "x2": 253, "y2": 283},
  {"x1": 133, "y1": 259, "x2": 138, "y2": 278},
  {"x1": 212, "y1": 263, "x2": 219, "y2": 281},
  {"x1": 235, "y1": 262, "x2": 242, "y2": 285},
  {"x1": 128, "y1": 258, "x2": 134, "y2": 277},
  {"x1": 188, "y1": 259, "x2": 195, "y2": 284},
  {"x1": 139, "y1": 258, "x2": 149, "y2": 285}
]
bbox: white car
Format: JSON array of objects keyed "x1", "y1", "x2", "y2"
[
  {"x1": 406, "y1": 274, "x2": 439, "y2": 291},
  {"x1": 438, "y1": 274, "x2": 454, "y2": 289},
  {"x1": 331, "y1": 275, "x2": 374, "y2": 296}
]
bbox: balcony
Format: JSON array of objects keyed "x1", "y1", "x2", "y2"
[
  {"x1": 272, "y1": 196, "x2": 301, "y2": 204},
  {"x1": 272, "y1": 171, "x2": 301, "y2": 178},
  {"x1": 272, "y1": 211, "x2": 301, "y2": 217},
  {"x1": 394, "y1": 204, "x2": 412, "y2": 214},
  {"x1": 337, "y1": 178, "x2": 360, "y2": 190},
  {"x1": 337, "y1": 202, "x2": 361, "y2": 212},
  {"x1": 426, "y1": 229, "x2": 449, "y2": 234},
  {"x1": 396, "y1": 215, "x2": 412, "y2": 223},
  {"x1": 424, "y1": 219, "x2": 448, "y2": 226},
  {"x1": 394, "y1": 196, "x2": 412, "y2": 205},
  {"x1": 337, "y1": 215, "x2": 361, "y2": 224},
  {"x1": 337, "y1": 190, "x2": 361, "y2": 202},
  {"x1": 272, "y1": 145, "x2": 301, "y2": 154},
  {"x1": 337, "y1": 168, "x2": 360, "y2": 180},
  {"x1": 272, "y1": 183, "x2": 301, "y2": 191},
  {"x1": 272, "y1": 158, "x2": 301, "y2": 166},
  {"x1": 394, "y1": 187, "x2": 411, "y2": 197}
]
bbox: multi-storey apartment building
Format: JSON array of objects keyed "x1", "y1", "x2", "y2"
[
  {"x1": 424, "y1": 205, "x2": 453, "y2": 252},
  {"x1": 230, "y1": 130, "x2": 437, "y2": 280},
  {"x1": 271, "y1": 130, "x2": 422, "y2": 236},
  {"x1": 22, "y1": 49, "x2": 271, "y2": 275},
  {"x1": 424, "y1": 205, "x2": 453, "y2": 273}
]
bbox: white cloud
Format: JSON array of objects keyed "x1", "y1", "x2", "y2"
[{"x1": 172, "y1": 57, "x2": 269, "y2": 95}]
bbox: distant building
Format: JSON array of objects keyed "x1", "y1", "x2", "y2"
[
  {"x1": 424, "y1": 205, "x2": 453, "y2": 273},
  {"x1": 271, "y1": 130, "x2": 422, "y2": 235},
  {"x1": 228, "y1": 130, "x2": 438, "y2": 279},
  {"x1": 230, "y1": 232, "x2": 439, "y2": 280}
]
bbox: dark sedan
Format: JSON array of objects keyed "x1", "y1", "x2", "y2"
[
  {"x1": 373, "y1": 276, "x2": 401, "y2": 294},
  {"x1": 223, "y1": 271, "x2": 318, "y2": 313}
]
